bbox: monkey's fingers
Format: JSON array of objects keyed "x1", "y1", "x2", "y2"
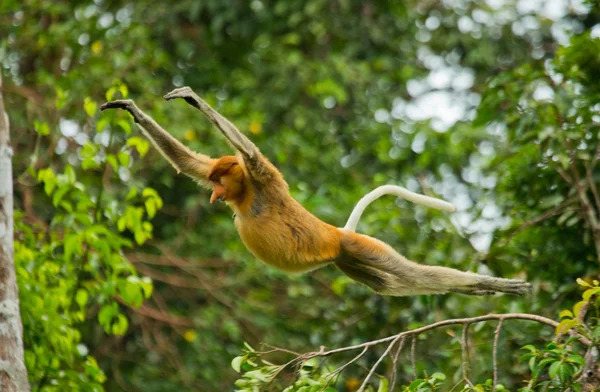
[{"x1": 100, "y1": 100, "x2": 134, "y2": 111}]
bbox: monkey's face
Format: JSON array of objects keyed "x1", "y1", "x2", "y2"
[{"x1": 209, "y1": 157, "x2": 245, "y2": 204}]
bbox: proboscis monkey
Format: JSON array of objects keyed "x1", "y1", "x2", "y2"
[{"x1": 100, "y1": 87, "x2": 531, "y2": 296}]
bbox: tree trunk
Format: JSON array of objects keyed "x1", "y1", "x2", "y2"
[{"x1": 0, "y1": 73, "x2": 30, "y2": 391}]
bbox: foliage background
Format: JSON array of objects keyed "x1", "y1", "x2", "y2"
[{"x1": 2, "y1": 0, "x2": 600, "y2": 390}]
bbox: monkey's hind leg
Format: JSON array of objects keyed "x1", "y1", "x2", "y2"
[{"x1": 338, "y1": 230, "x2": 532, "y2": 297}]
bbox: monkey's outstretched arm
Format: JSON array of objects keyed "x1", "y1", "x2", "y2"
[
  {"x1": 344, "y1": 185, "x2": 456, "y2": 231},
  {"x1": 100, "y1": 100, "x2": 215, "y2": 188},
  {"x1": 164, "y1": 87, "x2": 276, "y2": 183},
  {"x1": 336, "y1": 230, "x2": 531, "y2": 296}
]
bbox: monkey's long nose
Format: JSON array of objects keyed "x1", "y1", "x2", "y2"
[{"x1": 210, "y1": 183, "x2": 226, "y2": 203}]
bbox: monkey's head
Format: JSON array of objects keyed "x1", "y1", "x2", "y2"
[{"x1": 208, "y1": 156, "x2": 246, "y2": 204}]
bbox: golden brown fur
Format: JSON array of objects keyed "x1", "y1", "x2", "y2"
[{"x1": 101, "y1": 88, "x2": 531, "y2": 297}]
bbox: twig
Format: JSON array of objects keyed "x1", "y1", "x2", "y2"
[
  {"x1": 322, "y1": 346, "x2": 368, "y2": 390},
  {"x1": 117, "y1": 298, "x2": 194, "y2": 327},
  {"x1": 389, "y1": 337, "x2": 406, "y2": 392},
  {"x1": 260, "y1": 343, "x2": 301, "y2": 357},
  {"x1": 461, "y1": 323, "x2": 473, "y2": 386},
  {"x1": 411, "y1": 335, "x2": 417, "y2": 378},
  {"x1": 492, "y1": 319, "x2": 503, "y2": 391},
  {"x1": 358, "y1": 336, "x2": 401, "y2": 392},
  {"x1": 511, "y1": 197, "x2": 577, "y2": 236}
]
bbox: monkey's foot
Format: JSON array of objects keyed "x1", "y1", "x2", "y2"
[
  {"x1": 475, "y1": 277, "x2": 532, "y2": 296},
  {"x1": 100, "y1": 99, "x2": 145, "y2": 123},
  {"x1": 100, "y1": 99, "x2": 134, "y2": 111},
  {"x1": 164, "y1": 86, "x2": 194, "y2": 101},
  {"x1": 164, "y1": 86, "x2": 205, "y2": 110}
]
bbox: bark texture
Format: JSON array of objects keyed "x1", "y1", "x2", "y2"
[{"x1": 0, "y1": 73, "x2": 30, "y2": 391}]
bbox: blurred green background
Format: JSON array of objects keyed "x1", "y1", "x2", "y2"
[{"x1": 3, "y1": 0, "x2": 600, "y2": 390}]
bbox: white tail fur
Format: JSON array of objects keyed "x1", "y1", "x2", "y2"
[{"x1": 344, "y1": 185, "x2": 456, "y2": 231}]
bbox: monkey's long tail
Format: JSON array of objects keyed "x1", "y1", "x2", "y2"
[{"x1": 344, "y1": 185, "x2": 456, "y2": 231}]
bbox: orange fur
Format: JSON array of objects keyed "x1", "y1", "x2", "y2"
[{"x1": 210, "y1": 156, "x2": 341, "y2": 272}]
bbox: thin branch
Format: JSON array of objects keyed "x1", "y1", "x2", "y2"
[
  {"x1": 295, "y1": 314, "x2": 589, "y2": 361},
  {"x1": 492, "y1": 319, "x2": 503, "y2": 392},
  {"x1": 388, "y1": 337, "x2": 406, "y2": 392},
  {"x1": 260, "y1": 343, "x2": 301, "y2": 357},
  {"x1": 586, "y1": 168, "x2": 600, "y2": 218},
  {"x1": 461, "y1": 323, "x2": 473, "y2": 387},
  {"x1": 118, "y1": 299, "x2": 194, "y2": 327},
  {"x1": 511, "y1": 197, "x2": 577, "y2": 236},
  {"x1": 358, "y1": 336, "x2": 401, "y2": 392},
  {"x1": 256, "y1": 314, "x2": 591, "y2": 390},
  {"x1": 323, "y1": 346, "x2": 368, "y2": 390},
  {"x1": 411, "y1": 335, "x2": 417, "y2": 378}
]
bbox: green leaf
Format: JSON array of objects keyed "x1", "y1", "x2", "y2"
[
  {"x1": 377, "y1": 376, "x2": 389, "y2": 392},
  {"x1": 98, "y1": 303, "x2": 117, "y2": 331},
  {"x1": 75, "y1": 289, "x2": 89, "y2": 308},
  {"x1": 549, "y1": 361, "x2": 561, "y2": 378},
  {"x1": 145, "y1": 199, "x2": 156, "y2": 218},
  {"x1": 583, "y1": 287, "x2": 600, "y2": 301},
  {"x1": 52, "y1": 186, "x2": 70, "y2": 207},
  {"x1": 559, "y1": 310, "x2": 573, "y2": 319},
  {"x1": 64, "y1": 165, "x2": 76, "y2": 184},
  {"x1": 231, "y1": 356, "x2": 244, "y2": 373},
  {"x1": 127, "y1": 136, "x2": 150, "y2": 157},
  {"x1": 96, "y1": 117, "x2": 109, "y2": 133},
  {"x1": 555, "y1": 318, "x2": 580, "y2": 335},
  {"x1": 111, "y1": 314, "x2": 129, "y2": 335},
  {"x1": 576, "y1": 278, "x2": 591, "y2": 287},
  {"x1": 566, "y1": 355, "x2": 585, "y2": 366},
  {"x1": 106, "y1": 154, "x2": 118, "y2": 171},
  {"x1": 105, "y1": 87, "x2": 118, "y2": 101},
  {"x1": 84, "y1": 97, "x2": 97, "y2": 117},
  {"x1": 529, "y1": 356, "x2": 537, "y2": 372},
  {"x1": 430, "y1": 372, "x2": 446, "y2": 381},
  {"x1": 64, "y1": 233, "x2": 82, "y2": 262},
  {"x1": 119, "y1": 84, "x2": 129, "y2": 98},
  {"x1": 118, "y1": 151, "x2": 131, "y2": 167},
  {"x1": 126, "y1": 187, "x2": 138, "y2": 200},
  {"x1": 522, "y1": 345, "x2": 537, "y2": 352},
  {"x1": 573, "y1": 301, "x2": 586, "y2": 319},
  {"x1": 117, "y1": 119, "x2": 132, "y2": 135},
  {"x1": 140, "y1": 277, "x2": 153, "y2": 298},
  {"x1": 34, "y1": 120, "x2": 50, "y2": 136}
]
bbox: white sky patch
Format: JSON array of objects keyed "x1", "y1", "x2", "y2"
[
  {"x1": 59, "y1": 119, "x2": 80, "y2": 137},
  {"x1": 533, "y1": 84, "x2": 555, "y2": 101},
  {"x1": 403, "y1": 91, "x2": 468, "y2": 132}
]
